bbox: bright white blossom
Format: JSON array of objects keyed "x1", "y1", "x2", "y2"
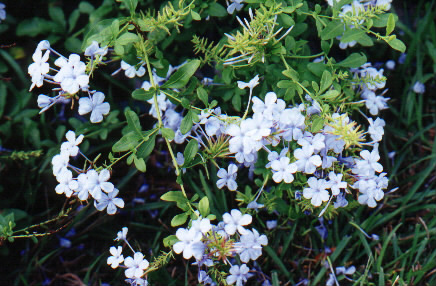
[
  {"x1": 78, "y1": 92, "x2": 110, "y2": 123},
  {"x1": 60, "y1": 130, "x2": 84, "y2": 157},
  {"x1": 55, "y1": 169, "x2": 78, "y2": 197},
  {"x1": 328, "y1": 172, "x2": 347, "y2": 195},
  {"x1": 216, "y1": 164, "x2": 238, "y2": 191},
  {"x1": 53, "y1": 54, "x2": 89, "y2": 94},
  {"x1": 412, "y1": 81, "x2": 425, "y2": 94},
  {"x1": 235, "y1": 229, "x2": 268, "y2": 263},
  {"x1": 303, "y1": 177, "x2": 330, "y2": 207},
  {"x1": 116, "y1": 227, "x2": 128, "y2": 241},
  {"x1": 237, "y1": 75, "x2": 259, "y2": 91},
  {"x1": 84, "y1": 41, "x2": 108, "y2": 57},
  {"x1": 294, "y1": 145, "x2": 322, "y2": 174},
  {"x1": 173, "y1": 228, "x2": 205, "y2": 260},
  {"x1": 222, "y1": 209, "x2": 252, "y2": 235},
  {"x1": 28, "y1": 49, "x2": 50, "y2": 91},
  {"x1": 271, "y1": 157, "x2": 297, "y2": 184},
  {"x1": 94, "y1": 188, "x2": 125, "y2": 215},
  {"x1": 124, "y1": 252, "x2": 149, "y2": 278},
  {"x1": 121, "y1": 60, "x2": 146, "y2": 78},
  {"x1": 107, "y1": 246, "x2": 124, "y2": 269},
  {"x1": 226, "y1": 264, "x2": 252, "y2": 286}
]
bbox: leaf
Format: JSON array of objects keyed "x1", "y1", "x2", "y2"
[
  {"x1": 307, "y1": 62, "x2": 326, "y2": 77},
  {"x1": 137, "y1": 133, "x2": 156, "y2": 158},
  {"x1": 16, "y1": 18, "x2": 58, "y2": 37},
  {"x1": 207, "y1": 3, "x2": 227, "y2": 17},
  {"x1": 180, "y1": 111, "x2": 194, "y2": 135},
  {"x1": 341, "y1": 28, "x2": 365, "y2": 43},
  {"x1": 133, "y1": 156, "x2": 146, "y2": 172},
  {"x1": 336, "y1": 53, "x2": 367, "y2": 68},
  {"x1": 163, "y1": 235, "x2": 178, "y2": 247},
  {"x1": 321, "y1": 90, "x2": 340, "y2": 100},
  {"x1": 49, "y1": 6, "x2": 66, "y2": 30},
  {"x1": 112, "y1": 132, "x2": 141, "y2": 152},
  {"x1": 319, "y1": 70, "x2": 332, "y2": 94},
  {"x1": 161, "y1": 60, "x2": 200, "y2": 89},
  {"x1": 197, "y1": 87, "x2": 208, "y2": 106},
  {"x1": 232, "y1": 93, "x2": 241, "y2": 112},
  {"x1": 386, "y1": 13, "x2": 395, "y2": 35},
  {"x1": 79, "y1": 2, "x2": 95, "y2": 14},
  {"x1": 388, "y1": 39, "x2": 406, "y2": 53},
  {"x1": 117, "y1": 0, "x2": 138, "y2": 13},
  {"x1": 198, "y1": 197, "x2": 210, "y2": 217},
  {"x1": 320, "y1": 20, "x2": 345, "y2": 40},
  {"x1": 191, "y1": 10, "x2": 201, "y2": 21},
  {"x1": 277, "y1": 80, "x2": 294, "y2": 89},
  {"x1": 161, "y1": 128, "x2": 175, "y2": 140},
  {"x1": 311, "y1": 116, "x2": 324, "y2": 133},
  {"x1": 161, "y1": 191, "x2": 186, "y2": 202},
  {"x1": 171, "y1": 213, "x2": 189, "y2": 227},
  {"x1": 125, "y1": 109, "x2": 142, "y2": 137},
  {"x1": 184, "y1": 139, "x2": 198, "y2": 166},
  {"x1": 132, "y1": 88, "x2": 155, "y2": 101},
  {"x1": 116, "y1": 32, "x2": 139, "y2": 45},
  {"x1": 282, "y1": 68, "x2": 299, "y2": 82}
]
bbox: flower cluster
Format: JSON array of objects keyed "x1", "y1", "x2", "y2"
[
  {"x1": 107, "y1": 227, "x2": 150, "y2": 285},
  {"x1": 172, "y1": 210, "x2": 268, "y2": 285},
  {"x1": 51, "y1": 130, "x2": 124, "y2": 215},
  {"x1": 29, "y1": 40, "x2": 110, "y2": 123}
]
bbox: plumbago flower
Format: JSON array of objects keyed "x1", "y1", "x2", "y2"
[
  {"x1": 28, "y1": 49, "x2": 50, "y2": 91},
  {"x1": 53, "y1": 54, "x2": 89, "y2": 94},
  {"x1": 78, "y1": 92, "x2": 110, "y2": 123},
  {"x1": 94, "y1": 188, "x2": 125, "y2": 215},
  {"x1": 216, "y1": 164, "x2": 238, "y2": 191},
  {"x1": 226, "y1": 264, "x2": 252, "y2": 286},
  {"x1": 124, "y1": 252, "x2": 150, "y2": 278},
  {"x1": 303, "y1": 177, "x2": 331, "y2": 207},
  {"x1": 107, "y1": 246, "x2": 124, "y2": 269}
]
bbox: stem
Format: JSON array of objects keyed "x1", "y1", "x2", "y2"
[{"x1": 241, "y1": 88, "x2": 253, "y2": 120}]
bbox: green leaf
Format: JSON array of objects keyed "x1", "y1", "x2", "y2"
[
  {"x1": 16, "y1": 18, "x2": 58, "y2": 37},
  {"x1": 320, "y1": 20, "x2": 344, "y2": 40},
  {"x1": 341, "y1": 28, "x2": 365, "y2": 43},
  {"x1": 184, "y1": 139, "x2": 199, "y2": 166},
  {"x1": 198, "y1": 197, "x2": 210, "y2": 217},
  {"x1": 282, "y1": 68, "x2": 299, "y2": 82},
  {"x1": 134, "y1": 156, "x2": 146, "y2": 172},
  {"x1": 161, "y1": 191, "x2": 186, "y2": 202},
  {"x1": 68, "y1": 9, "x2": 81, "y2": 33},
  {"x1": 163, "y1": 235, "x2": 178, "y2": 247},
  {"x1": 197, "y1": 87, "x2": 208, "y2": 106},
  {"x1": 386, "y1": 13, "x2": 395, "y2": 35},
  {"x1": 180, "y1": 111, "x2": 194, "y2": 135},
  {"x1": 232, "y1": 93, "x2": 241, "y2": 112},
  {"x1": 137, "y1": 133, "x2": 156, "y2": 158},
  {"x1": 116, "y1": 32, "x2": 139, "y2": 45},
  {"x1": 79, "y1": 2, "x2": 95, "y2": 14},
  {"x1": 125, "y1": 109, "x2": 142, "y2": 137},
  {"x1": 311, "y1": 116, "x2": 324, "y2": 133},
  {"x1": 161, "y1": 60, "x2": 200, "y2": 89},
  {"x1": 132, "y1": 88, "x2": 155, "y2": 101},
  {"x1": 49, "y1": 6, "x2": 66, "y2": 30},
  {"x1": 161, "y1": 128, "x2": 175, "y2": 140},
  {"x1": 117, "y1": 0, "x2": 138, "y2": 13},
  {"x1": 191, "y1": 10, "x2": 201, "y2": 21},
  {"x1": 388, "y1": 39, "x2": 406, "y2": 53},
  {"x1": 321, "y1": 90, "x2": 340, "y2": 100},
  {"x1": 319, "y1": 70, "x2": 332, "y2": 94},
  {"x1": 171, "y1": 213, "x2": 189, "y2": 227},
  {"x1": 112, "y1": 132, "x2": 141, "y2": 152},
  {"x1": 307, "y1": 62, "x2": 327, "y2": 77},
  {"x1": 336, "y1": 53, "x2": 367, "y2": 68},
  {"x1": 207, "y1": 3, "x2": 227, "y2": 17},
  {"x1": 277, "y1": 80, "x2": 294, "y2": 89}
]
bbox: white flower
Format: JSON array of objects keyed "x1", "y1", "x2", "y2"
[
  {"x1": 235, "y1": 229, "x2": 268, "y2": 263},
  {"x1": 76, "y1": 173, "x2": 90, "y2": 200},
  {"x1": 121, "y1": 60, "x2": 146, "y2": 78},
  {"x1": 51, "y1": 153, "x2": 69, "y2": 177},
  {"x1": 37, "y1": 94, "x2": 53, "y2": 109},
  {"x1": 198, "y1": 270, "x2": 215, "y2": 285},
  {"x1": 279, "y1": 108, "x2": 305, "y2": 141},
  {"x1": 107, "y1": 246, "x2": 124, "y2": 269},
  {"x1": 237, "y1": 75, "x2": 259, "y2": 90},
  {"x1": 303, "y1": 177, "x2": 330, "y2": 207},
  {"x1": 94, "y1": 188, "x2": 125, "y2": 215},
  {"x1": 0, "y1": 3, "x2": 6, "y2": 22},
  {"x1": 116, "y1": 227, "x2": 128, "y2": 241},
  {"x1": 55, "y1": 169, "x2": 78, "y2": 197},
  {"x1": 191, "y1": 218, "x2": 212, "y2": 234},
  {"x1": 226, "y1": 264, "x2": 252, "y2": 286},
  {"x1": 28, "y1": 49, "x2": 50, "y2": 91},
  {"x1": 266, "y1": 220, "x2": 277, "y2": 229},
  {"x1": 353, "y1": 145, "x2": 383, "y2": 176},
  {"x1": 60, "y1": 130, "x2": 84, "y2": 157},
  {"x1": 84, "y1": 41, "x2": 108, "y2": 57},
  {"x1": 355, "y1": 178, "x2": 384, "y2": 208},
  {"x1": 173, "y1": 228, "x2": 205, "y2": 260},
  {"x1": 368, "y1": 117, "x2": 385, "y2": 142},
  {"x1": 336, "y1": 265, "x2": 356, "y2": 275},
  {"x1": 266, "y1": 148, "x2": 288, "y2": 168},
  {"x1": 36, "y1": 40, "x2": 50, "y2": 51},
  {"x1": 216, "y1": 164, "x2": 238, "y2": 191},
  {"x1": 271, "y1": 157, "x2": 297, "y2": 184},
  {"x1": 84, "y1": 169, "x2": 114, "y2": 200},
  {"x1": 53, "y1": 54, "x2": 89, "y2": 94},
  {"x1": 297, "y1": 132, "x2": 325, "y2": 153},
  {"x1": 222, "y1": 209, "x2": 252, "y2": 235},
  {"x1": 385, "y1": 60, "x2": 395, "y2": 70},
  {"x1": 124, "y1": 252, "x2": 149, "y2": 278},
  {"x1": 328, "y1": 172, "x2": 347, "y2": 195},
  {"x1": 412, "y1": 81, "x2": 425, "y2": 94},
  {"x1": 364, "y1": 91, "x2": 389, "y2": 116},
  {"x1": 78, "y1": 92, "x2": 110, "y2": 123},
  {"x1": 294, "y1": 145, "x2": 322, "y2": 174},
  {"x1": 227, "y1": 0, "x2": 245, "y2": 14}
]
